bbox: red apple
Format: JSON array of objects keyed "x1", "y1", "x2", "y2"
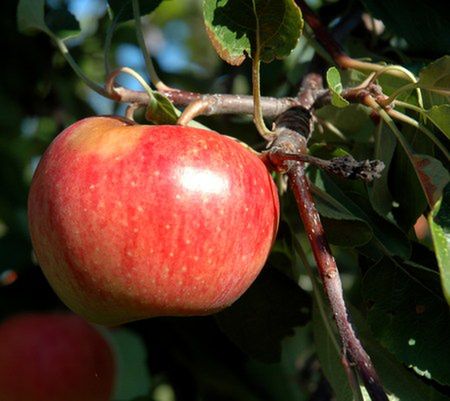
[
  {"x1": 0, "y1": 313, "x2": 115, "y2": 401},
  {"x1": 28, "y1": 117, "x2": 279, "y2": 325}
]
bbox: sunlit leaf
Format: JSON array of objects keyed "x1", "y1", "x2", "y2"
[
  {"x1": 425, "y1": 105, "x2": 450, "y2": 139},
  {"x1": 326, "y1": 67, "x2": 349, "y2": 108},
  {"x1": 418, "y1": 56, "x2": 450, "y2": 106},
  {"x1": 203, "y1": 0, "x2": 303, "y2": 65}
]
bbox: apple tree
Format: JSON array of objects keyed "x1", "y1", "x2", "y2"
[{"x1": 0, "y1": 0, "x2": 449, "y2": 400}]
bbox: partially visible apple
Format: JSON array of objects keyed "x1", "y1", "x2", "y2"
[
  {"x1": 28, "y1": 117, "x2": 279, "y2": 325},
  {"x1": 0, "y1": 313, "x2": 115, "y2": 401}
]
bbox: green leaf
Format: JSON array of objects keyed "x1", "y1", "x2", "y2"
[
  {"x1": 425, "y1": 105, "x2": 450, "y2": 139},
  {"x1": 203, "y1": 0, "x2": 303, "y2": 65},
  {"x1": 312, "y1": 287, "x2": 446, "y2": 401},
  {"x1": 45, "y1": 7, "x2": 80, "y2": 40},
  {"x1": 363, "y1": 257, "x2": 450, "y2": 386},
  {"x1": 18, "y1": 0, "x2": 81, "y2": 40},
  {"x1": 359, "y1": 1, "x2": 450, "y2": 55},
  {"x1": 107, "y1": 0, "x2": 166, "y2": 23},
  {"x1": 145, "y1": 93, "x2": 179, "y2": 125},
  {"x1": 17, "y1": 0, "x2": 49, "y2": 34},
  {"x1": 418, "y1": 56, "x2": 450, "y2": 106},
  {"x1": 429, "y1": 184, "x2": 450, "y2": 306},
  {"x1": 244, "y1": 327, "x2": 311, "y2": 401},
  {"x1": 326, "y1": 67, "x2": 350, "y2": 108},
  {"x1": 215, "y1": 267, "x2": 311, "y2": 362},
  {"x1": 314, "y1": 104, "x2": 373, "y2": 143},
  {"x1": 351, "y1": 304, "x2": 450, "y2": 401},
  {"x1": 103, "y1": 328, "x2": 152, "y2": 401},
  {"x1": 368, "y1": 123, "x2": 397, "y2": 217},
  {"x1": 313, "y1": 195, "x2": 374, "y2": 248},
  {"x1": 312, "y1": 300, "x2": 353, "y2": 401},
  {"x1": 311, "y1": 172, "x2": 411, "y2": 260}
]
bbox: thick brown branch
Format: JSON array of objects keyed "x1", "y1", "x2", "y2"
[
  {"x1": 112, "y1": 86, "x2": 300, "y2": 117},
  {"x1": 268, "y1": 109, "x2": 388, "y2": 401}
]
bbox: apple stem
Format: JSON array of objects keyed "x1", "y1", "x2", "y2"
[{"x1": 267, "y1": 107, "x2": 389, "y2": 401}]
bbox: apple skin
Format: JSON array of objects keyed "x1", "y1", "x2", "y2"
[
  {"x1": 28, "y1": 117, "x2": 279, "y2": 325},
  {"x1": 0, "y1": 313, "x2": 115, "y2": 401}
]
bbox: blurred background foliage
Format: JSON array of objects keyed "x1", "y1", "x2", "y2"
[{"x1": 1, "y1": 0, "x2": 449, "y2": 400}]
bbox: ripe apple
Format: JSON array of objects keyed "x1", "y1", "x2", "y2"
[
  {"x1": 0, "y1": 313, "x2": 115, "y2": 401},
  {"x1": 28, "y1": 116, "x2": 279, "y2": 325}
]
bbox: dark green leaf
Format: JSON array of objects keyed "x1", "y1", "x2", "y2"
[
  {"x1": 104, "y1": 329, "x2": 152, "y2": 401},
  {"x1": 312, "y1": 300, "x2": 353, "y2": 401},
  {"x1": 45, "y1": 7, "x2": 80, "y2": 40},
  {"x1": 313, "y1": 194, "x2": 373, "y2": 248},
  {"x1": 203, "y1": 0, "x2": 303, "y2": 65},
  {"x1": 312, "y1": 172, "x2": 411, "y2": 260},
  {"x1": 18, "y1": 0, "x2": 81, "y2": 40},
  {"x1": 390, "y1": 139, "x2": 428, "y2": 229},
  {"x1": 429, "y1": 184, "x2": 450, "y2": 306},
  {"x1": 363, "y1": 257, "x2": 450, "y2": 385},
  {"x1": 107, "y1": 0, "x2": 165, "y2": 23},
  {"x1": 359, "y1": 1, "x2": 450, "y2": 55},
  {"x1": 350, "y1": 305, "x2": 450, "y2": 401},
  {"x1": 314, "y1": 104, "x2": 373, "y2": 143},
  {"x1": 17, "y1": 0, "x2": 49, "y2": 34},
  {"x1": 326, "y1": 67, "x2": 350, "y2": 108},
  {"x1": 215, "y1": 267, "x2": 311, "y2": 362},
  {"x1": 425, "y1": 105, "x2": 450, "y2": 139},
  {"x1": 368, "y1": 123, "x2": 397, "y2": 217}
]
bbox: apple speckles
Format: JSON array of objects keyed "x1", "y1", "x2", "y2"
[
  {"x1": 185, "y1": 239, "x2": 191, "y2": 245},
  {"x1": 193, "y1": 256, "x2": 200, "y2": 262},
  {"x1": 117, "y1": 201, "x2": 124, "y2": 208},
  {"x1": 165, "y1": 224, "x2": 171, "y2": 230},
  {"x1": 89, "y1": 184, "x2": 96, "y2": 190},
  {"x1": 153, "y1": 170, "x2": 160, "y2": 177},
  {"x1": 137, "y1": 205, "x2": 144, "y2": 213},
  {"x1": 130, "y1": 181, "x2": 137, "y2": 187},
  {"x1": 133, "y1": 228, "x2": 139, "y2": 233},
  {"x1": 169, "y1": 252, "x2": 174, "y2": 258},
  {"x1": 126, "y1": 251, "x2": 133, "y2": 257},
  {"x1": 181, "y1": 266, "x2": 187, "y2": 272},
  {"x1": 175, "y1": 194, "x2": 181, "y2": 200}
]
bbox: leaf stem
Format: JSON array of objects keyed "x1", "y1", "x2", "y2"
[
  {"x1": 132, "y1": 0, "x2": 169, "y2": 91},
  {"x1": 251, "y1": 1, "x2": 276, "y2": 141},
  {"x1": 106, "y1": 66, "x2": 155, "y2": 102},
  {"x1": 388, "y1": 109, "x2": 449, "y2": 160},
  {"x1": 364, "y1": 95, "x2": 435, "y2": 207},
  {"x1": 52, "y1": 35, "x2": 110, "y2": 98}
]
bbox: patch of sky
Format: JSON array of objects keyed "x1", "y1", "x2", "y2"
[
  {"x1": 157, "y1": 20, "x2": 203, "y2": 74},
  {"x1": 67, "y1": 0, "x2": 107, "y2": 19}
]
